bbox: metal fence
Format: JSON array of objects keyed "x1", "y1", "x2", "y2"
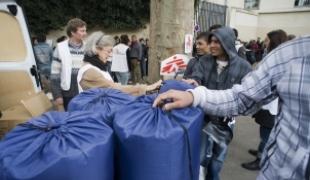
[{"x1": 197, "y1": 1, "x2": 227, "y2": 32}]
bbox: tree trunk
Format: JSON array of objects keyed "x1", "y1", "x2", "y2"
[{"x1": 148, "y1": 0, "x2": 194, "y2": 82}]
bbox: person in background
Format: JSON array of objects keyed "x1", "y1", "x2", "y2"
[
  {"x1": 51, "y1": 18, "x2": 87, "y2": 110},
  {"x1": 233, "y1": 28, "x2": 247, "y2": 60},
  {"x1": 288, "y1": 34, "x2": 296, "y2": 40},
  {"x1": 129, "y1": 35, "x2": 143, "y2": 84},
  {"x1": 33, "y1": 34, "x2": 53, "y2": 93},
  {"x1": 77, "y1": 31, "x2": 161, "y2": 95},
  {"x1": 31, "y1": 36, "x2": 38, "y2": 46},
  {"x1": 145, "y1": 38, "x2": 149, "y2": 76},
  {"x1": 53, "y1": 36, "x2": 68, "y2": 50},
  {"x1": 139, "y1": 38, "x2": 147, "y2": 80},
  {"x1": 114, "y1": 35, "x2": 120, "y2": 46},
  {"x1": 187, "y1": 27, "x2": 252, "y2": 180},
  {"x1": 183, "y1": 31, "x2": 210, "y2": 79},
  {"x1": 241, "y1": 29, "x2": 288, "y2": 171},
  {"x1": 111, "y1": 34, "x2": 131, "y2": 85}
]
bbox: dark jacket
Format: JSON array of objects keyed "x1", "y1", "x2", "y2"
[
  {"x1": 253, "y1": 109, "x2": 275, "y2": 129},
  {"x1": 129, "y1": 42, "x2": 142, "y2": 61},
  {"x1": 183, "y1": 56, "x2": 200, "y2": 79},
  {"x1": 192, "y1": 27, "x2": 252, "y2": 90}
]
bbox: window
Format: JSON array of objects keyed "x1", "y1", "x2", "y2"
[
  {"x1": 244, "y1": 0, "x2": 260, "y2": 9},
  {"x1": 295, "y1": 0, "x2": 310, "y2": 7}
]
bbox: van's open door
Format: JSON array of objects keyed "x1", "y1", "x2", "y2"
[{"x1": 0, "y1": 1, "x2": 52, "y2": 138}]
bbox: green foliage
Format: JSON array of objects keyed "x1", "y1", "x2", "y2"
[{"x1": 17, "y1": 0, "x2": 150, "y2": 35}]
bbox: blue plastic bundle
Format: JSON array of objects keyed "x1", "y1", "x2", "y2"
[
  {"x1": 159, "y1": 80, "x2": 194, "y2": 93},
  {"x1": 0, "y1": 111, "x2": 114, "y2": 180},
  {"x1": 68, "y1": 88, "x2": 135, "y2": 126},
  {"x1": 113, "y1": 94, "x2": 204, "y2": 180}
]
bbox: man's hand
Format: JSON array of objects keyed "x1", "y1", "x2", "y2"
[
  {"x1": 182, "y1": 79, "x2": 199, "y2": 86},
  {"x1": 152, "y1": 90, "x2": 194, "y2": 111}
]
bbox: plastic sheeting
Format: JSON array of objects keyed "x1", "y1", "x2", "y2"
[
  {"x1": 0, "y1": 111, "x2": 114, "y2": 180},
  {"x1": 114, "y1": 94, "x2": 204, "y2": 180},
  {"x1": 159, "y1": 80, "x2": 194, "y2": 93},
  {"x1": 68, "y1": 88, "x2": 135, "y2": 126}
]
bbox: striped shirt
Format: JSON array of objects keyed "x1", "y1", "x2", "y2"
[
  {"x1": 189, "y1": 36, "x2": 310, "y2": 180},
  {"x1": 50, "y1": 41, "x2": 84, "y2": 99}
]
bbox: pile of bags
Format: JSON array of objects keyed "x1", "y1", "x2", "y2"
[{"x1": 0, "y1": 82, "x2": 204, "y2": 180}]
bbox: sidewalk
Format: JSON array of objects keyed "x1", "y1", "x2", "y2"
[
  {"x1": 199, "y1": 116, "x2": 260, "y2": 180},
  {"x1": 222, "y1": 116, "x2": 259, "y2": 180}
]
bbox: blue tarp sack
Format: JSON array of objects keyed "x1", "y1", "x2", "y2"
[
  {"x1": 114, "y1": 94, "x2": 204, "y2": 180},
  {"x1": 68, "y1": 88, "x2": 135, "y2": 126},
  {"x1": 0, "y1": 111, "x2": 114, "y2": 180},
  {"x1": 159, "y1": 80, "x2": 194, "y2": 93}
]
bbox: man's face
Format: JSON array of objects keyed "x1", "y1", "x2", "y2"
[
  {"x1": 209, "y1": 36, "x2": 225, "y2": 57},
  {"x1": 71, "y1": 26, "x2": 87, "y2": 41},
  {"x1": 195, "y1": 38, "x2": 209, "y2": 55}
]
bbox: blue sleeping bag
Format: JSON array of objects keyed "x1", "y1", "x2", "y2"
[
  {"x1": 159, "y1": 80, "x2": 194, "y2": 93},
  {"x1": 68, "y1": 88, "x2": 135, "y2": 126},
  {"x1": 0, "y1": 111, "x2": 114, "y2": 180},
  {"x1": 113, "y1": 94, "x2": 204, "y2": 180}
]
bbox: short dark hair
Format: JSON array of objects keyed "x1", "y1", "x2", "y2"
[
  {"x1": 36, "y1": 34, "x2": 46, "y2": 43},
  {"x1": 66, "y1": 18, "x2": 86, "y2": 37},
  {"x1": 287, "y1": 34, "x2": 296, "y2": 40},
  {"x1": 208, "y1": 24, "x2": 223, "y2": 32},
  {"x1": 56, "y1": 35, "x2": 67, "y2": 43},
  {"x1": 114, "y1": 35, "x2": 119, "y2": 40},
  {"x1": 139, "y1": 38, "x2": 145, "y2": 42},
  {"x1": 267, "y1": 29, "x2": 288, "y2": 53},
  {"x1": 196, "y1": 31, "x2": 210, "y2": 42},
  {"x1": 120, "y1": 34, "x2": 130, "y2": 45}
]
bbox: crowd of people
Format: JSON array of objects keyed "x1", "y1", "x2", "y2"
[
  {"x1": 31, "y1": 17, "x2": 310, "y2": 180},
  {"x1": 32, "y1": 18, "x2": 155, "y2": 111},
  {"x1": 154, "y1": 25, "x2": 310, "y2": 180},
  {"x1": 182, "y1": 24, "x2": 302, "y2": 180}
]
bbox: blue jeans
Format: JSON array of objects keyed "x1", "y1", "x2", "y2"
[
  {"x1": 201, "y1": 123, "x2": 234, "y2": 180},
  {"x1": 115, "y1": 72, "x2": 130, "y2": 85},
  {"x1": 257, "y1": 126, "x2": 272, "y2": 158}
]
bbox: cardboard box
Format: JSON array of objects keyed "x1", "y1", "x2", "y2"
[{"x1": 0, "y1": 92, "x2": 52, "y2": 139}]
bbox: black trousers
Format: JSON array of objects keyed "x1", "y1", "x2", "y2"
[{"x1": 63, "y1": 96, "x2": 74, "y2": 111}]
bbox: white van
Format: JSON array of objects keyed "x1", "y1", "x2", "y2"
[{"x1": 0, "y1": 0, "x2": 52, "y2": 138}]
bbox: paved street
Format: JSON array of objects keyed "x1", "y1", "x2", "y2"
[{"x1": 221, "y1": 116, "x2": 260, "y2": 180}]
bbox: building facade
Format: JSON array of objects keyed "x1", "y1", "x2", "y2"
[{"x1": 200, "y1": 0, "x2": 310, "y2": 41}]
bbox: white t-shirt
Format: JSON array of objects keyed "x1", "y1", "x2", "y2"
[{"x1": 111, "y1": 44, "x2": 129, "y2": 72}]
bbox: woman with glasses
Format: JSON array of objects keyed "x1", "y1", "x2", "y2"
[{"x1": 77, "y1": 31, "x2": 161, "y2": 95}]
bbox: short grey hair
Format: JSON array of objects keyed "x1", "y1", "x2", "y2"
[{"x1": 84, "y1": 31, "x2": 114, "y2": 56}]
